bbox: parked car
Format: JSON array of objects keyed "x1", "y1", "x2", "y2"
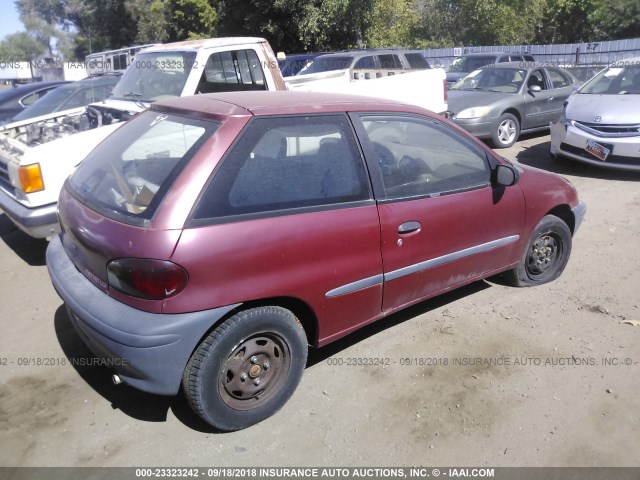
[
  {"x1": 297, "y1": 49, "x2": 430, "y2": 75},
  {"x1": 550, "y1": 59, "x2": 640, "y2": 171},
  {"x1": 9, "y1": 73, "x2": 122, "y2": 123},
  {"x1": 445, "y1": 52, "x2": 535, "y2": 87},
  {"x1": 562, "y1": 64, "x2": 606, "y2": 83},
  {"x1": 446, "y1": 64, "x2": 580, "y2": 147},
  {"x1": 278, "y1": 52, "x2": 323, "y2": 77},
  {"x1": 47, "y1": 90, "x2": 585, "y2": 431},
  {"x1": 0, "y1": 81, "x2": 69, "y2": 122}
]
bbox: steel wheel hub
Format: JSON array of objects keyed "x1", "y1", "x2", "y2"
[
  {"x1": 220, "y1": 334, "x2": 289, "y2": 410},
  {"x1": 527, "y1": 234, "x2": 558, "y2": 275}
]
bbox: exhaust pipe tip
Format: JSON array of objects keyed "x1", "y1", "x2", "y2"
[{"x1": 112, "y1": 374, "x2": 123, "y2": 385}]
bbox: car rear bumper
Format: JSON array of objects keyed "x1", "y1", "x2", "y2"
[
  {"x1": 0, "y1": 187, "x2": 59, "y2": 238},
  {"x1": 550, "y1": 121, "x2": 640, "y2": 171},
  {"x1": 46, "y1": 235, "x2": 240, "y2": 396}
]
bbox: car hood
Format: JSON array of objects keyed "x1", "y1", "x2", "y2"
[
  {"x1": 566, "y1": 94, "x2": 640, "y2": 124},
  {"x1": 447, "y1": 90, "x2": 513, "y2": 115}
]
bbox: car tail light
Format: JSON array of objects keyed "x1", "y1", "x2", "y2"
[
  {"x1": 19, "y1": 163, "x2": 44, "y2": 193},
  {"x1": 107, "y1": 258, "x2": 188, "y2": 300}
]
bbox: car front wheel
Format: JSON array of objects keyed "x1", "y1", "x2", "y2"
[
  {"x1": 505, "y1": 215, "x2": 572, "y2": 287},
  {"x1": 492, "y1": 113, "x2": 520, "y2": 148},
  {"x1": 182, "y1": 306, "x2": 308, "y2": 431}
]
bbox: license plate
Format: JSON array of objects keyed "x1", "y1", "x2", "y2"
[{"x1": 585, "y1": 139, "x2": 611, "y2": 161}]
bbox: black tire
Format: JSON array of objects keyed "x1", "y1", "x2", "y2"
[
  {"x1": 550, "y1": 150, "x2": 566, "y2": 164},
  {"x1": 491, "y1": 113, "x2": 520, "y2": 148},
  {"x1": 182, "y1": 306, "x2": 308, "y2": 431},
  {"x1": 504, "y1": 215, "x2": 572, "y2": 287}
]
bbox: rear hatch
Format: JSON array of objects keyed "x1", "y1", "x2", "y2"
[{"x1": 59, "y1": 109, "x2": 219, "y2": 306}]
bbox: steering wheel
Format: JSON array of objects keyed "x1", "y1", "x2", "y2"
[
  {"x1": 372, "y1": 142, "x2": 396, "y2": 175},
  {"x1": 398, "y1": 155, "x2": 433, "y2": 175}
]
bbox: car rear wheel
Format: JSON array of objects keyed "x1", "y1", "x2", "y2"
[
  {"x1": 491, "y1": 113, "x2": 520, "y2": 148},
  {"x1": 504, "y1": 215, "x2": 572, "y2": 287},
  {"x1": 182, "y1": 306, "x2": 308, "y2": 431},
  {"x1": 550, "y1": 150, "x2": 566, "y2": 164}
]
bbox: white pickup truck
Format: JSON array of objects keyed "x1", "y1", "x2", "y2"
[{"x1": 0, "y1": 37, "x2": 447, "y2": 238}]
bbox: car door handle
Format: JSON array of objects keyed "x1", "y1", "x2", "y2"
[
  {"x1": 398, "y1": 221, "x2": 421, "y2": 234},
  {"x1": 547, "y1": 97, "x2": 555, "y2": 101}
]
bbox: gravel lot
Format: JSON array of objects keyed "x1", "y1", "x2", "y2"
[{"x1": 1, "y1": 132, "x2": 639, "y2": 467}]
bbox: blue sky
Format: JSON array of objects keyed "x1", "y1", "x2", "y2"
[{"x1": 0, "y1": 1, "x2": 24, "y2": 38}]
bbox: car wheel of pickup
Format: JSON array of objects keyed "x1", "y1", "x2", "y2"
[
  {"x1": 491, "y1": 113, "x2": 520, "y2": 148},
  {"x1": 182, "y1": 306, "x2": 308, "y2": 431},
  {"x1": 505, "y1": 215, "x2": 572, "y2": 287}
]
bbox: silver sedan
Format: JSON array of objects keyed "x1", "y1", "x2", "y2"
[
  {"x1": 550, "y1": 59, "x2": 640, "y2": 171},
  {"x1": 446, "y1": 63, "x2": 580, "y2": 148}
]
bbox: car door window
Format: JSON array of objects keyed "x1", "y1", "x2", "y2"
[
  {"x1": 360, "y1": 116, "x2": 491, "y2": 199},
  {"x1": 193, "y1": 115, "x2": 371, "y2": 220},
  {"x1": 527, "y1": 69, "x2": 547, "y2": 90},
  {"x1": 547, "y1": 69, "x2": 571, "y2": 89},
  {"x1": 354, "y1": 55, "x2": 376, "y2": 69},
  {"x1": 20, "y1": 89, "x2": 51, "y2": 107},
  {"x1": 378, "y1": 54, "x2": 402, "y2": 69}
]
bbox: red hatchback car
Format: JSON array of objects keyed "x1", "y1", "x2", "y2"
[{"x1": 47, "y1": 91, "x2": 585, "y2": 431}]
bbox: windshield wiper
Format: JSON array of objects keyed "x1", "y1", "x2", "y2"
[{"x1": 123, "y1": 91, "x2": 143, "y2": 98}]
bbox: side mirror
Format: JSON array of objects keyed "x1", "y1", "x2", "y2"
[
  {"x1": 495, "y1": 164, "x2": 519, "y2": 187},
  {"x1": 529, "y1": 85, "x2": 542, "y2": 93}
]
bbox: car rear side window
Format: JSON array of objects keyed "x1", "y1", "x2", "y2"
[
  {"x1": 354, "y1": 56, "x2": 376, "y2": 69},
  {"x1": 378, "y1": 55, "x2": 402, "y2": 69},
  {"x1": 68, "y1": 110, "x2": 218, "y2": 224},
  {"x1": 192, "y1": 115, "x2": 371, "y2": 220},
  {"x1": 404, "y1": 53, "x2": 430, "y2": 69}
]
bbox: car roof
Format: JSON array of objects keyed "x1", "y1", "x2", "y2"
[
  {"x1": 317, "y1": 50, "x2": 418, "y2": 59},
  {"x1": 152, "y1": 91, "x2": 426, "y2": 118},
  {"x1": 141, "y1": 37, "x2": 269, "y2": 53},
  {"x1": 66, "y1": 74, "x2": 122, "y2": 88},
  {"x1": 459, "y1": 52, "x2": 528, "y2": 57},
  {"x1": 0, "y1": 81, "x2": 68, "y2": 99},
  {"x1": 481, "y1": 62, "x2": 565, "y2": 71}
]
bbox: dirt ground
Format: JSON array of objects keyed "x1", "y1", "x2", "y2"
[{"x1": 1, "y1": 132, "x2": 639, "y2": 468}]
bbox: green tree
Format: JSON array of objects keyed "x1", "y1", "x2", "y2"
[
  {"x1": 213, "y1": 0, "x2": 371, "y2": 52},
  {"x1": 125, "y1": 0, "x2": 169, "y2": 43},
  {"x1": 418, "y1": 0, "x2": 548, "y2": 47},
  {"x1": 15, "y1": 0, "x2": 70, "y2": 57},
  {"x1": 69, "y1": 0, "x2": 138, "y2": 59},
  {"x1": 0, "y1": 31, "x2": 49, "y2": 61},
  {"x1": 534, "y1": 0, "x2": 610, "y2": 43},
  {"x1": 365, "y1": 0, "x2": 421, "y2": 48},
  {"x1": 168, "y1": 0, "x2": 219, "y2": 40},
  {"x1": 594, "y1": 0, "x2": 640, "y2": 40}
]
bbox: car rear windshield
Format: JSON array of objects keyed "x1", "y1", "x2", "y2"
[
  {"x1": 68, "y1": 110, "x2": 218, "y2": 225},
  {"x1": 12, "y1": 79, "x2": 117, "y2": 120},
  {"x1": 447, "y1": 55, "x2": 497, "y2": 73},
  {"x1": 579, "y1": 64, "x2": 640, "y2": 94}
]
